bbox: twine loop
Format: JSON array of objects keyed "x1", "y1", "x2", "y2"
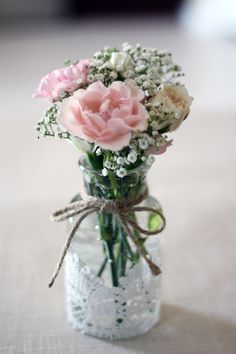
[{"x1": 48, "y1": 189, "x2": 166, "y2": 288}]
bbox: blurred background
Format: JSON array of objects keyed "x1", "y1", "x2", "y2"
[{"x1": 1, "y1": 0, "x2": 236, "y2": 353}]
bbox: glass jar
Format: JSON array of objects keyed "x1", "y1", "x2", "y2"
[{"x1": 64, "y1": 157, "x2": 164, "y2": 340}]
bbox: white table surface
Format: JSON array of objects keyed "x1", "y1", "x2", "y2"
[{"x1": 0, "y1": 18, "x2": 236, "y2": 354}]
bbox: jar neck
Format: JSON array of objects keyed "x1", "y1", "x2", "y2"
[{"x1": 79, "y1": 157, "x2": 149, "y2": 200}]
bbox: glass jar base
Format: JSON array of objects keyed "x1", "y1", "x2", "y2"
[{"x1": 67, "y1": 311, "x2": 160, "y2": 340}]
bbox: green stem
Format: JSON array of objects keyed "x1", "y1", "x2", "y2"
[
  {"x1": 104, "y1": 241, "x2": 119, "y2": 287},
  {"x1": 96, "y1": 255, "x2": 108, "y2": 278},
  {"x1": 116, "y1": 234, "x2": 126, "y2": 278},
  {"x1": 119, "y1": 227, "x2": 136, "y2": 265}
]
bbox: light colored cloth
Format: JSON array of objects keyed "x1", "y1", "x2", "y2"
[{"x1": 0, "y1": 19, "x2": 236, "y2": 354}]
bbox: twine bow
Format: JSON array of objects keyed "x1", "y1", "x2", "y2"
[{"x1": 48, "y1": 189, "x2": 166, "y2": 288}]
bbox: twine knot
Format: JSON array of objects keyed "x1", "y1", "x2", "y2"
[{"x1": 48, "y1": 188, "x2": 166, "y2": 288}]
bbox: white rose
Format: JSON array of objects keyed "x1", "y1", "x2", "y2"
[
  {"x1": 151, "y1": 84, "x2": 193, "y2": 131},
  {"x1": 110, "y1": 52, "x2": 134, "y2": 71}
]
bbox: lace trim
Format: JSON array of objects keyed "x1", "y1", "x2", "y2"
[{"x1": 64, "y1": 252, "x2": 161, "y2": 339}]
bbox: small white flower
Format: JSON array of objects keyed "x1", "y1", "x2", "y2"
[
  {"x1": 109, "y1": 71, "x2": 118, "y2": 79},
  {"x1": 122, "y1": 70, "x2": 134, "y2": 79},
  {"x1": 142, "y1": 81, "x2": 150, "y2": 89},
  {"x1": 138, "y1": 137, "x2": 149, "y2": 150},
  {"x1": 135, "y1": 65, "x2": 146, "y2": 73},
  {"x1": 137, "y1": 60, "x2": 145, "y2": 66},
  {"x1": 116, "y1": 156, "x2": 124, "y2": 165},
  {"x1": 149, "y1": 110, "x2": 156, "y2": 118},
  {"x1": 152, "y1": 130, "x2": 159, "y2": 137},
  {"x1": 141, "y1": 156, "x2": 147, "y2": 161},
  {"x1": 151, "y1": 120, "x2": 158, "y2": 129},
  {"x1": 94, "y1": 51, "x2": 101, "y2": 58},
  {"x1": 127, "y1": 151, "x2": 137, "y2": 163},
  {"x1": 104, "y1": 161, "x2": 112, "y2": 169},
  {"x1": 146, "y1": 155, "x2": 155, "y2": 166},
  {"x1": 116, "y1": 167, "x2": 127, "y2": 178},
  {"x1": 96, "y1": 148, "x2": 102, "y2": 156},
  {"x1": 102, "y1": 168, "x2": 108, "y2": 177},
  {"x1": 147, "y1": 67, "x2": 159, "y2": 79},
  {"x1": 95, "y1": 74, "x2": 104, "y2": 81},
  {"x1": 140, "y1": 74, "x2": 147, "y2": 81},
  {"x1": 134, "y1": 77, "x2": 142, "y2": 85},
  {"x1": 122, "y1": 42, "x2": 132, "y2": 51}
]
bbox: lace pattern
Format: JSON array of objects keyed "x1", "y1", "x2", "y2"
[{"x1": 64, "y1": 252, "x2": 161, "y2": 340}]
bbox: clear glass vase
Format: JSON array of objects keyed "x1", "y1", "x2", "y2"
[{"x1": 64, "y1": 157, "x2": 164, "y2": 340}]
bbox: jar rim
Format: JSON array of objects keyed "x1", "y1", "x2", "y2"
[{"x1": 78, "y1": 155, "x2": 151, "y2": 177}]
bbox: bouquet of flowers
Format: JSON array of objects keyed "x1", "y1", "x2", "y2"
[{"x1": 34, "y1": 43, "x2": 192, "y2": 339}]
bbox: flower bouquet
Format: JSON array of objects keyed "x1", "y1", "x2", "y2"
[{"x1": 34, "y1": 43, "x2": 192, "y2": 339}]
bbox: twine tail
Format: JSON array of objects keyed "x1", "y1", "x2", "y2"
[
  {"x1": 48, "y1": 208, "x2": 97, "y2": 288},
  {"x1": 119, "y1": 216, "x2": 162, "y2": 277}
]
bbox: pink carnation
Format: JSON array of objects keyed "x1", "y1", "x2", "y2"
[
  {"x1": 58, "y1": 81, "x2": 148, "y2": 151},
  {"x1": 33, "y1": 60, "x2": 90, "y2": 100}
]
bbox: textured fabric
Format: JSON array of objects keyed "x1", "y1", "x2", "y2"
[{"x1": 0, "y1": 20, "x2": 236, "y2": 354}]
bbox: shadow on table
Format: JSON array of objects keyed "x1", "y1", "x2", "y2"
[{"x1": 112, "y1": 303, "x2": 236, "y2": 354}]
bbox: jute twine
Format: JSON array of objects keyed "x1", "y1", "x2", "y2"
[{"x1": 48, "y1": 189, "x2": 166, "y2": 288}]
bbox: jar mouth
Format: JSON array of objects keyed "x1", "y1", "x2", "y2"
[{"x1": 78, "y1": 155, "x2": 151, "y2": 177}]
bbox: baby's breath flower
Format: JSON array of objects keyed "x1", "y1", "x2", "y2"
[
  {"x1": 140, "y1": 75, "x2": 147, "y2": 81},
  {"x1": 146, "y1": 155, "x2": 155, "y2": 166},
  {"x1": 142, "y1": 81, "x2": 150, "y2": 89},
  {"x1": 117, "y1": 156, "x2": 125, "y2": 165},
  {"x1": 102, "y1": 168, "x2": 108, "y2": 177},
  {"x1": 138, "y1": 137, "x2": 149, "y2": 150},
  {"x1": 96, "y1": 148, "x2": 102, "y2": 156},
  {"x1": 94, "y1": 60, "x2": 103, "y2": 67},
  {"x1": 134, "y1": 77, "x2": 142, "y2": 85},
  {"x1": 123, "y1": 70, "x2": 134, "y2": 79},
  {"x1": 151, "y1": 120, "x2": 158, "y2": 129},
  {"x1": 122, "y1": 42, "x2": 132, "y2": 51},
  {"x1": 135, "y1": 65, "x2": 146, "y2": 73},
  {"x1": 104, "y1": 161, "x2": 112, "y2": 169},
  {"x1": 116, "y1": 167, "x2": 127, "y2": 178},
  {"x1": 152, "y1": 131, "x2": 159, "y2": 137},
  {"x1": 150, "y1": 111, "x2": 156, "y2": 118},
  {"x1": 94, "y1": 74, "x2": 104, "y2": 81},
  {"x1": 127, "y1": 151, "x2": 137, "y2": 163},
  {"x1": 110, "y1": 71, "x2": 118, "y2": 79}
]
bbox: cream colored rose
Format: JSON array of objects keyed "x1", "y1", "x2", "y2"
[
  {"x1": 151, "y1": 84, "x2": 193, "y2": 131},
  {"x1": 110, "y1": 52, "x2": 134, "y2": 71}
]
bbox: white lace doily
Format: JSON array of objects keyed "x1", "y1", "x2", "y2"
[{"x1": 64, "y1": 252, "x2": 161, "y2": 340}]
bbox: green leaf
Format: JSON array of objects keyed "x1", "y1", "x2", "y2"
[{"x1": 148, "y1": 212, "x2": 163, "y2": 232}]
